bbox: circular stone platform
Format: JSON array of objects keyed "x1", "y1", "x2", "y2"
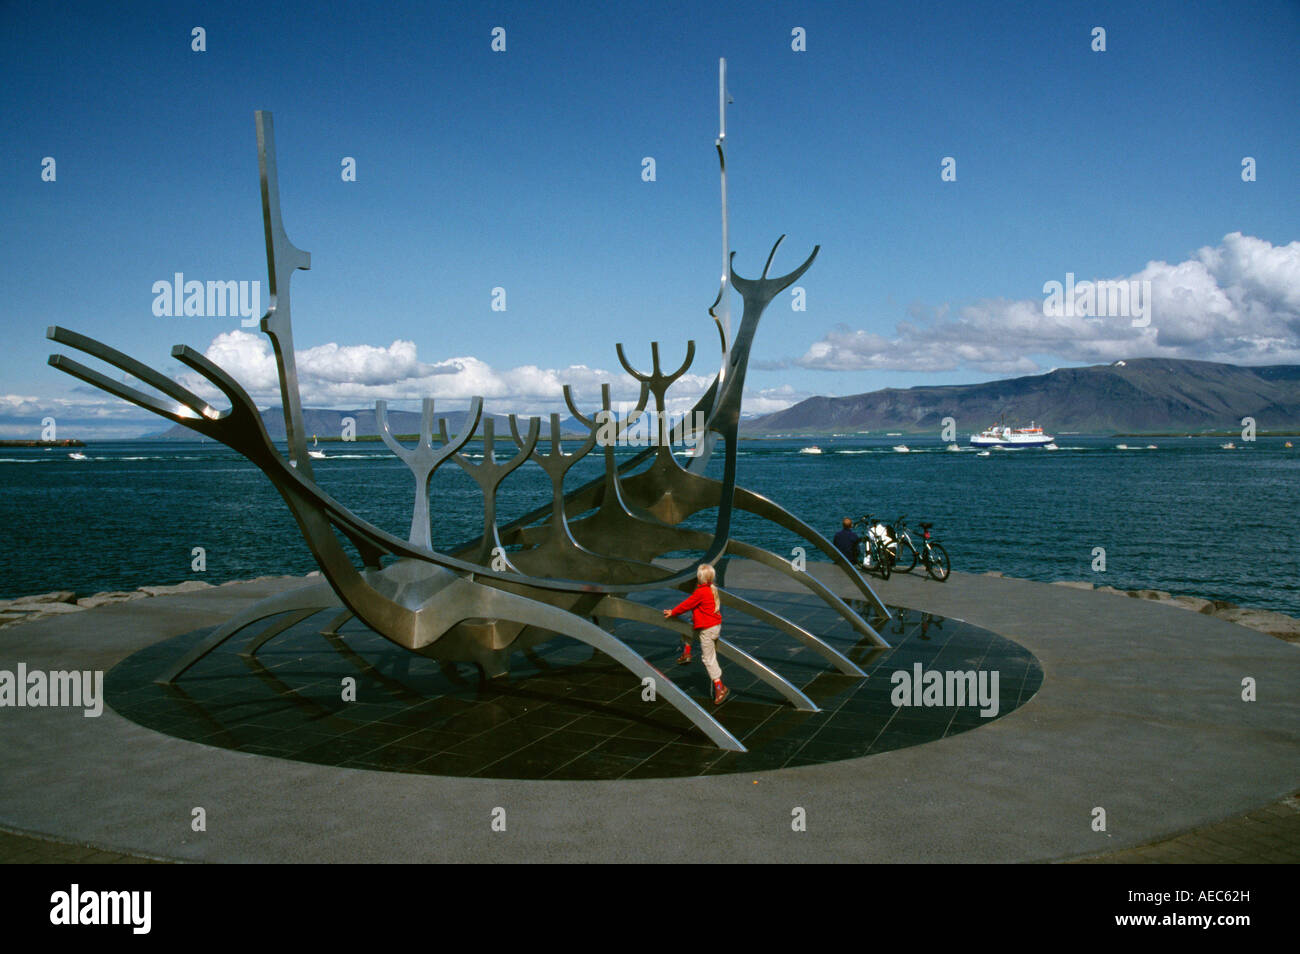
[
  {"x1": 1, "y1": 564, "x2": 1296, "y2": 863},
  {"x1": 104, "y1": 593, "x2": 1041, "y2": 779}
]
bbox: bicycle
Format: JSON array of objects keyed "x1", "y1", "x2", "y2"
[
  {"x1": 887, "y1": 514, "x2": 921, "y2": 573},
  {"x1": 853, "y1": 514, "x2": 894, "y2": 580},
  {"x1": 915, "y1": 521, "x2": 950, "y2": 581},
  {"x1": 886, "y1": 514, "x2": 949, "y2": 581}
]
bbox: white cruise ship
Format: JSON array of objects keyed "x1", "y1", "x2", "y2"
[{"x1": 969, "y1": 422, "x2": 1055, "y2": 448}]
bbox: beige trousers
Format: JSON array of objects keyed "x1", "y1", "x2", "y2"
[{"x1": 696, "y1": 624, "x2": 722, "y2": 682}]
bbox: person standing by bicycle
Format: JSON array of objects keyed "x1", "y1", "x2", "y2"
[
  {"x1": 832, "y1": 517, "x2": 861, "y2": 564},
  {"x1": 663, "y1": 563, "x2": 729, "y2": 705}
]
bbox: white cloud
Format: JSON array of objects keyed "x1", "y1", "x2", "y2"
[
  {"x1": 741, "y1": 383, "x2": 807, "y2": 416},
  {"x1": 170, "y1": 332, "x2": 796, "y2": 422},
  {"x1": 179, "y1": 331, "x2": 721, "y2": 417},
  {"x1": 795, "y1": 232, "x2": 1300, "y2": 373},
  {"x1": 0, "y1": 392, "x2": 157, "y2": 439},
  {"x1": 299, "y1": 339, "x2": 426, "y2": 385}
]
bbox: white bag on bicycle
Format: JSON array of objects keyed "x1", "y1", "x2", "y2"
[{"x1": 864, "y1": 523, "x2": 893, "y2": 566}]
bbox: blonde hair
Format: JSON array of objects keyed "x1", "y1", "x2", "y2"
[{"x1": 697, "y1": 563, "x2": 720, "y2": 609}]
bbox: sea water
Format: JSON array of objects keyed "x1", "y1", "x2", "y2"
[{"x1": 1, "y1": 436, "x2": 1296, "y2": 616}]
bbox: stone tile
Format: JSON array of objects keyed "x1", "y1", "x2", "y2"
[
  {"x1": 1077, "y1": 791, "x2": 1300, "y2": 864},
  {"x1": 0, "y1": 829, "x2": 165, "y2": 864}
]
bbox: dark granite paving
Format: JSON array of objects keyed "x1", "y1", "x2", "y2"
[
  {"x1": 105, "y1": 591, "x2": 1042, "y2": 780},
  {"x1": 1071, "y1": 791, "x2": 1300, "y2": 864},
  {"x1": 0, "y1": 828, "x2": 167, "y2": 864}
]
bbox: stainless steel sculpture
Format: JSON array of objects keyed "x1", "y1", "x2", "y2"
[{"x1": 47, "y1": 68, "x2": 890, "y2": 752}]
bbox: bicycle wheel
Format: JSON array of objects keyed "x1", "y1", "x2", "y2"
[
  {"x1": 925, "y1": 542, "x2": 950, "y2": 581},
  {"x1": 895, "y1": 537, "x2": 918, "y2": 572},
  {"x1": 874, "y1": 539, "x2": 892, "y2": 579}
]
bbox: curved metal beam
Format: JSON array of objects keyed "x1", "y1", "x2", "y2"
[
  {"x1": 467, "y1": 584, "x2": 745, "y2": 752},
  {"x1": 155, "y1": 580, "x2": 340, "y2": 684},
  {"x1": 587, "y1": 595, "x2": 818, "y2": 712},
  {"x1": 733, "y1": 486, "x2": 890, "y2": 617},
  {"x1": 724, "y1": 540, "x2": 886, "y2": 647},
  {"x1": 240, "y1": 607, "x2": 324, "y2": 658},
  {"x1": 715, "y1": 638, "x2": 818, "y2": 712},
  {"x1": 711, "y1": 587, "x2": 864, "y2": 677}
]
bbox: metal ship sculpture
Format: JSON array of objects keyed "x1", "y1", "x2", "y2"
[{"x1": 45, "y1": 67, "x2": 890, "y2": 752}]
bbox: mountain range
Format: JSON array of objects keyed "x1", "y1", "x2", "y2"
[
  {"x1": 144, "y1": 359, "x2": 1300, "y2": 440},
  {"x1": 744, "y1": 358, "x2": 1300, "y2": 435},
  {"x1": 145, "y1": 407, "x2": 584, "y2": 441}
]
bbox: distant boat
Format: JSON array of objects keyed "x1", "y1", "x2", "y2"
[
  {"x1": 971, "y1": 422, "x2": 1054, "y2": 447},
  {"x1": 1221, "y1": 442, "x2": 1236, "y2": 449},
  {"x1": 67, "y1": 452, "x2": 88, "y2": 460},
  {"x1": 799, "y1": 446, "x2": 823, "y2": 455},
  {"x1": 309, "y1": 434, "x2": 327, "y2": 459},
  {"x1": 1147, "y1": 444, "x2": 1157, "y2": 449},
  {"x1": 1116, "y1": 444, "x2": 1129, "y2": 450},
  {"x1": 976, "y1": 450, "x2": 990, "y2": 457},
  {"x1": 892, "y1": 445, "x2": 910, "y2": 453},
  {"x1": 1044, "y1": 443, "x2": 1059, "y2": 450},
  {"x1": 886, "y1": 432, "x2": 902, "y2": 437},
  {"x1": 946, "y1": 443, "x2": 961, "y2": 452}
]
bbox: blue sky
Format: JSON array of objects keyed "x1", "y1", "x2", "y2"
[{"x1": 3, "y1": 0, "x2": 1298, "y2": 437}]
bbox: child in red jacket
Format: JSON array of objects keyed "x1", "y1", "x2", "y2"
[{"x1": 663, "y1": 564, "x2": 728, "y2": 705}]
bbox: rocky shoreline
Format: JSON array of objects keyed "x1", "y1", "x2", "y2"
[
  {"x1": 2, "y1": 571, "x2": 1298, "y2": 644},
  {"x1": 0, "y1": 575, "x2": 317, "y2": 632},
  {"x1": 984, "y1": 572, "x2": 1300, "y2": 643}
]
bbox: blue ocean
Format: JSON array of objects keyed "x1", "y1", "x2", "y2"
[{"x1": 2, "y1": 435, "x2": 1297, "y2": 616}]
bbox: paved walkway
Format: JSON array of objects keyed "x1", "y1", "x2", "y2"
[
  {"x1": 0, "y1": 827, "x2": 165, "y2": 864},
  {"x1": 5, "y1": 791, "x2": 1298, "y2": 864},
  {"x1": 1, "y1": 567, "x2": 1296, "y2": 863},
  {"x1": 1073, "y1": 790, "x2": 1300, "y2": 863}
]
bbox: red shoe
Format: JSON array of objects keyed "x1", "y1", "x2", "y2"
[
  {"x1": 675, "y1": 647, "x2": 692, "y2": 665},
  {"x1": 713, "y1": 683, "x2": 729, "y2": 706}
]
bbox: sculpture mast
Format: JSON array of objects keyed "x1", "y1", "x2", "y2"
[
  {"x1": 690, "y1": 58, "x2": 733, "y2": 474},
  {"x1": 716, "y1": 56, "x2": 732, "y2": 354},
  {"x1": 256, "y1": 111, "x2": 315, "y2": 478}
]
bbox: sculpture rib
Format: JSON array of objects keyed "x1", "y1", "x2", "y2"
[
  {"x1": 156, "y1": 581, "x2": 339, "y2": 684},
  {"x1": 587, "y1": 595, "x2": 819, "y2": 712}
]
